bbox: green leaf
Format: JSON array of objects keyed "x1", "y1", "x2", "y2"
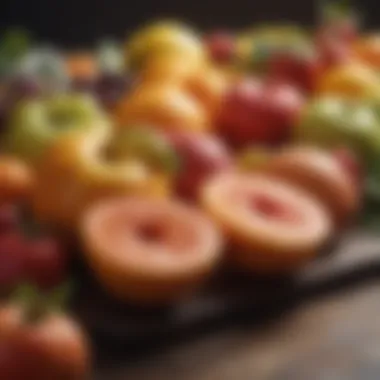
[
  {"x1": 12, "y1": 283, "x2": 41, "y2": 305},
  {"x1": 47, "y1": 280, "x2": 75, "y2": 311},
  {"x1": 11, "y1": 281, "x2": 74, "y2": 322}
]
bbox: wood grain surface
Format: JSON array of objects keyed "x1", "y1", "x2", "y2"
[{"x1": 95, "y1": 280, "x2": 380, "y2": 380}]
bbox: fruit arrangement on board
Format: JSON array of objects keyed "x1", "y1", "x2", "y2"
[{"x1": 1, "y1": 0, "x2": 380, "y2": 377}]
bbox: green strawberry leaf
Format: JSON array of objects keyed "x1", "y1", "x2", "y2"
[
  {"x1": 47, "y1": 280, "x2": 75, "y2": 312},
  {"x1": 11, "y1": 281, "x2": 74, "y2": 322}
]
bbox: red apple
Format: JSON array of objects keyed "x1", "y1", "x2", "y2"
[
  {"x1": 204, "y1": 31, "x2": 236, "y2": 64},
  {"x1": 218, "y1": 78, "x2": 304, "y2": 148},
  {"x1": 166, "y1": 131, "x2": 232, "y2": 200},
  {"x1": 332, "y1": 147, "x2": 363, "y2": 191},
  {"x1": 268, "y1": 50, "x2": 320, "y2": 94}
]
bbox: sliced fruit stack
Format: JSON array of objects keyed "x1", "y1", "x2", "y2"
[{"x1": 0, "y1": 3, "x2": 379, "y2": 377}]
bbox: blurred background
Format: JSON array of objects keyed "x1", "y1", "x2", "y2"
[{"x1": 0, "y1": 0, "x2": 377, "y2": 48}]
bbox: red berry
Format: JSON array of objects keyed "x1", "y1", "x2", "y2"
[
  {"x1": 0, "y1": 340, "x2": 21, "y2": 379},
  {"x1": 25, "y1": 237, "x2": 68, "y2": 290},
  {"x1": 0, "y1": 233, "x2": 26, "y2": 290},
  {"x1": 0, "y1": 205, "x2": 18, "y2": 234}
]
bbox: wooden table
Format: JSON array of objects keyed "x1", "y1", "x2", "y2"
[{"x1": 95, "y1": 278, "x2": 380, "y2": 380}]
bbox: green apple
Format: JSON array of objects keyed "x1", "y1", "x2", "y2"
[
  {"x1": 108, "y1": 127, "x2": 179, "y2": 174},
  {"x1": 5, "y1": 93, "x2": 109, "y2": 164},
  {"x1": 294, "y1": 96, "x2": 380, "y2": 163}
]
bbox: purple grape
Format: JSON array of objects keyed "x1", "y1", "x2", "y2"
[
  {"x1": 71, "y1": 77, "x2": 96, "y2": 94},
  {"x1": 94, "y1": 73, "x2": 131, "y2": 109},
  {"x1": 8, "y1": 76, "x2": 42, "y2": 102}
]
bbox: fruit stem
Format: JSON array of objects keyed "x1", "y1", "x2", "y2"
[{"x1": 24, "y1": 296, "x2": 48, "y2": 323}]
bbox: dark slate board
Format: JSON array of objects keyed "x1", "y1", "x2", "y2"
[{"x1": 74, "y1": 228, "x2": 380, "y2": 352}]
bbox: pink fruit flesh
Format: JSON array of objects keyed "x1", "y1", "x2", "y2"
[
  {"x1": 84, "y1": 197, "x2": 222, "y2": 278},
  {"x1": 250, "y1": 194, "x2": 302, "y2": 224},
  {"x1": 136, "y1": 223, "x2": 164, "y2": 243}
]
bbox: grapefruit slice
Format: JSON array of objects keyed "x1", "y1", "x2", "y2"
[
  {"x1": 201, "y1": 173, "x2": 333, "y2": 273},
  {"x1": 81, "y1": 197, "x2": 223, "y2": 304}
]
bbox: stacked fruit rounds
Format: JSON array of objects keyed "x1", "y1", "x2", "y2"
[{"x1": 0, "y1": 7, "x2": 376, "y2": 376}]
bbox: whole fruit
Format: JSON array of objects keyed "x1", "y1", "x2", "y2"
[
  {"x1": 204, "y1": 31, "x2": 236, "y2": 64},
  {"x1": 126, "y1": 21, "x2": 205, "y2": 70},
  {"x1": 268, "y1": 49, "x2": 321, "y2": 93},
  {"x1": 32, "y1": 129, "x2": 171, "y2": 229},
  {"x1": 114, "y1": 83, "x2": 209, "y2": 132},
  {"x1": 0, "y1": 157, "x2": 33, "y2": 205},
  {"x1": 0, "y1": 300, "x2": 91, "y2": 380},
  {"x1": 218, "y1": 78, "x2": 304, "y2": 148},
  {"x1": 317, "y1": 62, "x2": 380, "y2": 100},
  {"x1": 6, "y1": 94, "x2": 109, "y2": 164},
  {"x1": 71, "y1": 73, "x2": 131, "y2": 110},
  {"x1": 140, "y1": 51, "x2": 203, "y2": 84},
  {"x1": 294, "y1": 96, "x2": 380, "y2": 162},
  {"x1": 185, "y1": 66, "x2": 230, "y2": 119},
  {"x1": 109, "y1": 127, "x2": 179, "y2": 174},
  {"x1": 167, "y1": 131, "x2": 232, "y2": 200}
]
